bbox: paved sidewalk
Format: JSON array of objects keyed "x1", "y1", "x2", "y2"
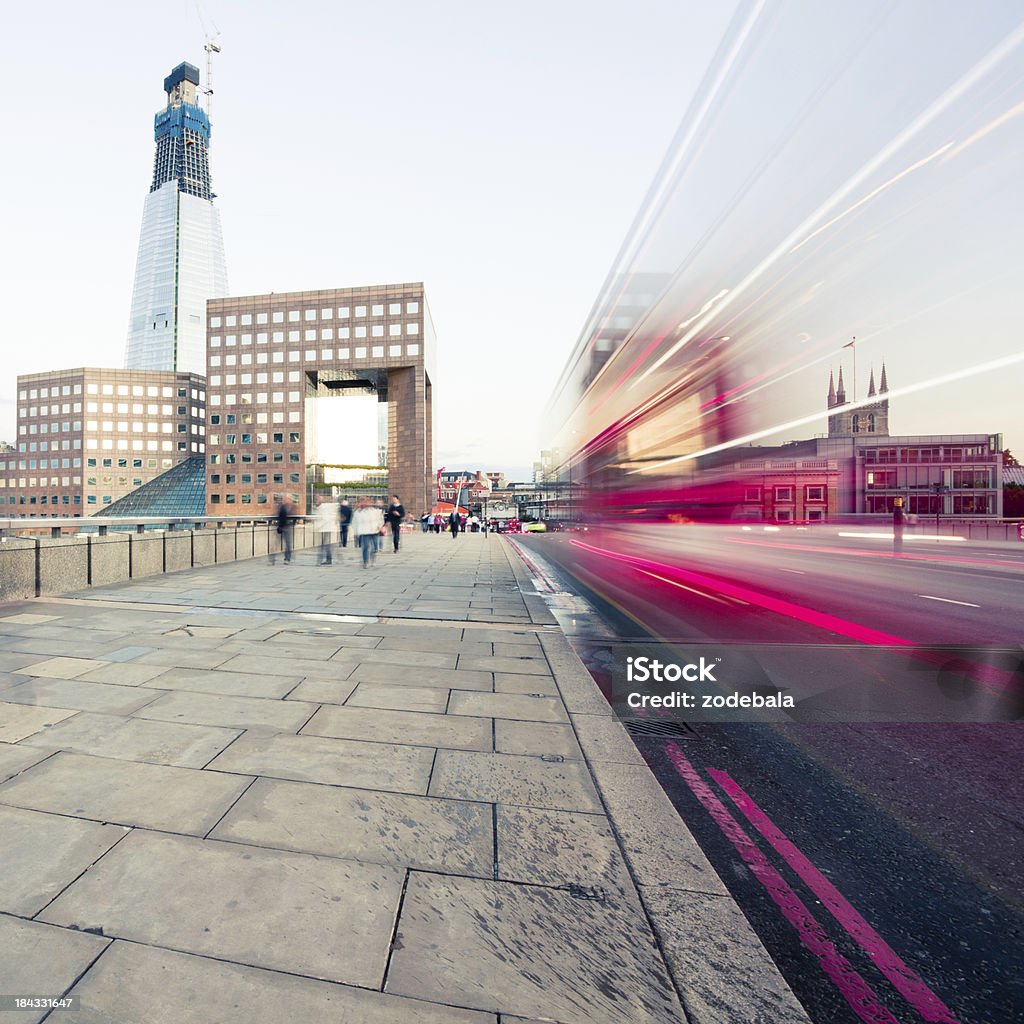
[{"x1": 0, "y1": 532, "x2": 807, "y2": 1023}]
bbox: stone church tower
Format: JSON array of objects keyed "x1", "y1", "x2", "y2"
[{"x1": 828, "y1": 364, "x2": 890, "y2": 436}]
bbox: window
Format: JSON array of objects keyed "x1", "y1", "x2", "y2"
[
  {"x1": 774, "y1": 486, "x2": 794, "y2": 502},
  {"x1": 388, "y1": 303, "x2": 401, "y2": 315},
  {"x1": 805, "y1": 485, "x2": 825, "y2": 502},
  {"x1": 743, "y1": 487, "x2": 760, "y2": 502}
]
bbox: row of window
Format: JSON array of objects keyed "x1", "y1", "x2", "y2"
[
  {"x1": 209, "y1": 453, "x2": 301, "y2": 465},
  {"x1": 4, "y1": 495, "x2": 82, "y2": 505},
  {"x1": 210, "y1": 325, "x2": 419, "y2": 346},
  {"x1": 210, "y1": 474, "x2": 301, "y2": 485},
  {"x1": 210, "y1": 303, "x2": 419, "y2": 327},
  {"x1": 206, "y1": 402, "x2": 299, "y2": 421},
  {"x1": 19, "y1": 403, "x2": 201, "y2": 419},
  {"x1": 209, "y1": 343, "x2": 420, "y2": 367},
  {"x1": 19, "y1": 422, "x2": 80, "y2": 434},
  {"x1": 743, "y1": 485, "x2": 827, "y2": 502},
  {"x1": 1, "y1": 458, "x2": 81, "y2": 471},
  {"x1": 209, "y1": 493, "x2": 301, "y2": 505},
  {"x1": 19, "y1": 404, "x2": 82, "y2": 416},
  {"x1": 209, "y1": 432, "x2": 300, "y2": 445},
  {"x1": 863, "y1": 446, "x2": 994, "y2": 464},
  {"x1": 83, "y1": 440, "x2": 196, "y2": 452}
]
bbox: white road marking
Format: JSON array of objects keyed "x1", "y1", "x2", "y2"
[{"x1": 917, "y1": 594, "x2": 980, "y2": 607}]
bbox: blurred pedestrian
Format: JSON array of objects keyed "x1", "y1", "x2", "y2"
[
  {"x1": 314, "y1": 498, "x2": 336, "y2": 565},
  {"x1": 449, "y1": 509, "x2": 461, "y2": 539},
  {"x1": 353, "y1": 498, "x2": 384, "y2": 568},
  {"x1": 270, "y1": 499, "x2": 293, "y2": 565},
  {"x1": 386, "y1": 494, "x2": 405, "y2": 552},
  {"x1": 338, "y1": 499, "x2": 352, "y2": 550}
]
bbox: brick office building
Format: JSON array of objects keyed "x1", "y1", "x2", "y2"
[
  {"x1": 0, "y1": 368, "x2": 205, "y2": 518},
  {"x1": 204, "y1": 284, "x2": 434, "y2": 516}
]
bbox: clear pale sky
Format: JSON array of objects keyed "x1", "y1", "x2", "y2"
[{"x1": 0, "y1": 1, "x2": 734, "y2": 478}]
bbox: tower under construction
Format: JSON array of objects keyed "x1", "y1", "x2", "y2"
[{"x1": 124, "y1": 61, "x2": 228, "y2": 374}]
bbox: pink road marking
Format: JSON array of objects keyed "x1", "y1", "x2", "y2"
[
  {"x1": 663, "y1": 743, "x2": 900, "y2": 1024},
  {"x1": 709, "y1": 769, "x2": 961, "y2": 1024},
  {"x1": 570, "y1": 538, "x2": 915, "y2": 646}
]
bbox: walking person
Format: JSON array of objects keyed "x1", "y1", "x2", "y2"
[
  {"x1": 270, "y1": 499, "x2": 293, "y2": 564},
  {"x1": 314, "y1": 498, "x2": 336, "y2": 565},
  {"x1": 386, "y1": 495, "x2": 405, "y2": 553},
  {"x1": 353, "y1": 498, "x2": 384, "y2": 568},
  {"x1": 338, "y1": 499, "x2": 352, "y2": 551},
  {"x1": 449, "y1": 508, "x2": 461, "y2": 539}
]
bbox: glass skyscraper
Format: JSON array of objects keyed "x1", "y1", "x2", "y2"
[{"x1": 125, "y1": 62, "x2": 228, "y2": 375}]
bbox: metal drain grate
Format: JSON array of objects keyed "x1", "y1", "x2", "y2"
[{"x1": 624, "y1": 719, "x2": 700, "y2": 738}]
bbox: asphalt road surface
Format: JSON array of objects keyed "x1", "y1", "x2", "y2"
[{"x1": 518, "y1": 524, "x2": 1024, "y2": 1024}]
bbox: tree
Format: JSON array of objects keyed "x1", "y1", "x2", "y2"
[
  {"x1": 1002, "y1": 449, "x2": 1020, "y2": 467},
  {"x1": 1004, "y1": 484, "x2": 1024, "y2": 518}
]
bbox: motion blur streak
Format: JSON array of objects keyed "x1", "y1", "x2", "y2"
[
  {"x1": 726, "y1": 536, "x2": 1018, "y2": 569},
  {"x1": 570, "y1": 538, "x2": 915, "y2": 646},
  {"x1": 665, "y1": 745, "x2": 903, "y2": 1024},
  {"x1": 710, "y1": 769, "x2": 961, "y2": 1023}
]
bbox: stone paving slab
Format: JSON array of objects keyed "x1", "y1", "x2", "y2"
[
  {"x1": 1, "y1": 677, "x2": 164, "y2": 716},
  {"x1": 134, "y1": 666, "x2": 301, "y2": 699},
  {"x1": 216, "y1": 652, "x2": 356, "y2": 680},
  {"x1": 0, "y1": 805, "x2": 128, "y2": 916},
  {"x1": 77, "y1": 662, "x2": 170, "y2": 686},
  {"x1": 456, "y1": 655, "x2": 552, "y2": 676},
  {"x1": 135, "y1": 690, "x2": 319, "y2": 732},
  {"x1": 40, "y1": 830, "x2": 405, "y2": 988},
  {"x1": 18, "y1": 711, "x2": 240, "y2": 768},
  {"x1": 0, "y1": 751, "x2": 252, "y2": 836},
  {"x1": 346, "y1": 681, "x2": 451, "y2": 713},
  {"x1": 0, "y1": 915, "x2": 108, "y2": 1024},
  {"x1": 63, "y1": 942, "x2": 498, "y2": 1024},
  {"x1": 640, "y1": 888, "x2": 812, "y2": 1024},
  {"x1": 0, "y1": 700, "x2": 78, "y2": 742},
  {"x1": 494, "y1": 720, "x2": 584, "y2": 760},
  {"x1": 0, "y1": 740, "x2": 53, "y2": 782},
  {"x1": 133, "y1": 648, "x2": 236, "y2": 670},
  {"x1": 207, "y1": 730, "x2": 435, "y2": 793},
  {"x1": 493, "y1": 672, "x2": 558, "y2": 695},
  {"x1": 429, "y1": 750, "x2": 601, "y2": 812},
  {"x1": 18, "y1": 656, "x2": 109, "y2": 679},
  {"x1": 448, "y1": 690, "x2": 567, "y2": 723},
  {"x1": 348, "y1": 662, "x2": 494, "y2": 691},
  {"x1": 332, "y1": 647, "x2": 458, "y2": 669},
  {"x1": 376, "y1": 636, "x2": 494, "y2": 656},
  {"x1": 303, "y1": 705, "x2": 492, "y2": 751},
  {"x1": 283, "y1": 677, "x2": 359, "y2": 705},
  {"x1": 212, "y1": 778, "x2": 493, "y2": 876},
  {"x1": 497, "y1": 805, "x2": 634, "y2": 893},
  {"x1": 385, "y1": 873, "x2": 685, "y2": 1024}
]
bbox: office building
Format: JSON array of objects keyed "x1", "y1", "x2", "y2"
[
  {"x1": 0, "y1": 369, "x2": 205, "y2": 517},
  {"x1": 204, "y1": 284, "x2": 434, "y2": 516}
]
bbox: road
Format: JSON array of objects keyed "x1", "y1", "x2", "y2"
[{"x1": 518, "y1": 524, "x2": 1024, "y2": 1024}]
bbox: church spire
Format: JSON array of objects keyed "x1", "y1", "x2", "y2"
[
  {"x1": 836, "y1": 366, "x2": 846, "y2": 403},
  {"x1": 879, "y1": 362, "x2": 889, "y2": 393},
  {"x1": 867, "y1": 368, "x2": 877, "y2": 397},
  {"x1": 828, "y1": 369, "x2": 836, "y2": 408}
]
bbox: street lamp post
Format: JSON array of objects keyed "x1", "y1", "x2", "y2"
[{"x1": 932, "y1": 482, "x2": 949, "y2": 534}]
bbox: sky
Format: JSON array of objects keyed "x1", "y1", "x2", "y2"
[{"x1": 0, "y1": 0, "x2": 734, "y2": 479}]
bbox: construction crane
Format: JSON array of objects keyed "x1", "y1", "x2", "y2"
[{"x1": 194, "y1": 0, "x2": 221, "y2": 122}]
